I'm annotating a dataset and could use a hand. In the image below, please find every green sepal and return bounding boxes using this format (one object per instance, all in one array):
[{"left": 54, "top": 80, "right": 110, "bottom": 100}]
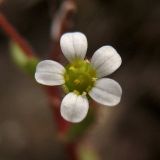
[{"left": 9, "top": 41, "right": 39, "bottom": 76}]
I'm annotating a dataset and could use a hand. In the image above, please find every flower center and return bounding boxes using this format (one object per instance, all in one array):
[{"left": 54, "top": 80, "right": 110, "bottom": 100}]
[{"left": 63, "top": 59, "right": 97, "bottom": 95}]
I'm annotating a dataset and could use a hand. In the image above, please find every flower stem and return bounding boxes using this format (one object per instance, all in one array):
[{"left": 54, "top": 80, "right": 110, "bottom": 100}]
[
  {"left": 48, "top": 1, "right": 79, "bottom": 159},
  {"left": 46, "top": 86, "right": 70, "bottom": 134},
  {"left": 1, "top": 2, "right": 82, "bottom": 160},
  {"left": 0, "top": 12, "right": 36, "bottom": 58},
  {"left": 47, "top": 0, "right": 77, "bottom": 134},
  {"left": 66, "top": 141, "right": 78, "bottom": 160}
]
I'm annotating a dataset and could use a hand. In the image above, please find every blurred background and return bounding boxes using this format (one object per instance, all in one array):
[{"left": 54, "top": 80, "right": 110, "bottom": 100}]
[{"left": 0, "top": 0, "right": 160, "bottom": 159}]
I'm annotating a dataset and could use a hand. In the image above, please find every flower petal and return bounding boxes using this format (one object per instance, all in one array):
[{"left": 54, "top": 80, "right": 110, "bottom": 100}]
[
  {"left": 91, "top": 46, "right": 122, "bottom": 78},
  {"left": 89, "top": 78, "right": 122, "bottom": 106},
  {"left": 35, "top": 60, "right": 65, "bottom": 86},
  {"left": 60, "top": 92, "right": 89, "bottom": 123},
  {"left": 60, "top": 32, "right": 88, "bottom": 62}
]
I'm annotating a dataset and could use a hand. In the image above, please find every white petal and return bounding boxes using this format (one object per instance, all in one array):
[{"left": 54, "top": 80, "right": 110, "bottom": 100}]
[
  {"left": 35, "top": 60, "right": 65, "bottom": 86},
  {"left": 89, "top": 78, "right": 122, "bottom": 106},
  {"left": 60, "top": 32, "right": 88, "bottom": 62},
  {"left": 91, "top": 46, "right": 122, "bottom": 78},
  {"left": 60, "top": 92, "right": 89, "bottom": 123}
]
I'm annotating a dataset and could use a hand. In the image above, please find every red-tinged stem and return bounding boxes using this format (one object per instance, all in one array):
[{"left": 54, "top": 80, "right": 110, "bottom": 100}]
[
  {"left": 48, "top": 0, "right": 78, "bottom": 159},
  {"left": 0, "top": 12, "right": 36, "bottom": 58},
  {"left": 46, "top": 0, "right": 77, "bottom": 133},
  {"left": 50, "top": 41, "right": 61, "bottom": 61},
  {"left": 0, "top": 4, "right": 79, "bottom": 159},
  {"left": 45, "top": 86, "right": 70, "bottom": 134},
  {"left": 66, "top": 141, "right": 78, "bottom": 160},
  {"left": 47, "top": 89, "right": 78, "bottom": 160}
]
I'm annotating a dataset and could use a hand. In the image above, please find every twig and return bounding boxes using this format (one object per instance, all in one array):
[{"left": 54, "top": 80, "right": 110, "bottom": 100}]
[{"left": 0, "top": 12, "right": 36, "bottom": 58}]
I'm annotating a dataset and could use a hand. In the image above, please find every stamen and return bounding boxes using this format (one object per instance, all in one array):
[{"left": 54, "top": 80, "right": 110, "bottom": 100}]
[
  {"left": 69, "top": 66, "right": 75, "bottom": 71},
  {"left": 85, "top": 59, "right": 90, "bottom": 63},
  {"left": 82, "top": 92, "right": 87, "bottom": 96},
  {"left": 73, "top": 90, "right": 80, "bottom": 95},
  {"left": 64, "top": 59, "right": 97, "bottom": 95},
  {"left": 74, "top": 79, "right": 80, "bottom": 85},
  {"left": 92, "top": 77, "right": 97, "bottom": 82},
  {"left": 62, "top": 85, "right": 69, "bottom": 93}
]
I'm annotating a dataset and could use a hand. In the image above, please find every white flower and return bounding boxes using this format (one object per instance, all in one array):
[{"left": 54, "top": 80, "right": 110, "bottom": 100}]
[{"left": 35, "top": 32, "right": 122, "bottom": 123}]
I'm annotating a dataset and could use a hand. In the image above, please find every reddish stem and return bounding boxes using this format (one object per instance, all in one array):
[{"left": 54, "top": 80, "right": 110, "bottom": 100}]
[
  {"left": 49, "top": 1, "right": 78, "bottom": 159},
  {"left": 46, "top": 0, "right": 77, "bottom": 134},
  {"left": 0, "top": 1, "right": 79, "bottom": 159},
  {"left": 0, "top": 12, "right": 36, "bottom": 58},
  {"left": 46, "top": 86, "right": 70, "bottom": 134},
  {"left": 66, "top": 142, "right": 78, "bottom": 160}
]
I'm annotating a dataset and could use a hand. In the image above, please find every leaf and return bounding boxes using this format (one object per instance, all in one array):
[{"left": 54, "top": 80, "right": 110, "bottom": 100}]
[
  {"left": 9, "top": 41, "right": 39, "bottom": 76},
  {"left": 78, "top": 144, "right": 100, "bottom": 160}
]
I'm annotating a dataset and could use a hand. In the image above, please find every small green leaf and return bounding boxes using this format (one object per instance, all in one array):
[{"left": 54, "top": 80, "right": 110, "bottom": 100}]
[
  {"left": 78, "top": 144, "right": 100, "bottom": 160},
  {"left": 9, "top": 41, "right": 39, "bottom": 76}
]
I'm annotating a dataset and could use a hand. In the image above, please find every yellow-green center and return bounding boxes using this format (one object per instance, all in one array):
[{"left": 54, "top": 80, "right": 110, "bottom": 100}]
[{"left": 63, "top": 59, "right": 97, "bottom": 95}]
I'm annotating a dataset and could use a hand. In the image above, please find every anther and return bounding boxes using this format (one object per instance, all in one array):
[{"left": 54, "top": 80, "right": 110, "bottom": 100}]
[
  {"left": 73, "top": 90, "right": 80, "bottom": 95},
  {"left": 85, "top": 59, "right": 90, "bottom": 63},
  {"left": 62, "top": 85, "right": 69, "bottom": 93},
  {"left": 74, "top": 79, "right": 80, "bottom": 85},
  {"left": 82, "top": 92, "right": 87, "bottom": 96},
  {"left": 92, "top": 77, "right": 97, "bottom": 82},
  {"left": 69, "top": 66, "right": 75, "bottom": 71}
]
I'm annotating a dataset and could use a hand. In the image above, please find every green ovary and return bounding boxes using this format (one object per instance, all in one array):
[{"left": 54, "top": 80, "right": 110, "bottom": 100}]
[{"left": 63, "top": 59, "right": 97, "bottom": 95}]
